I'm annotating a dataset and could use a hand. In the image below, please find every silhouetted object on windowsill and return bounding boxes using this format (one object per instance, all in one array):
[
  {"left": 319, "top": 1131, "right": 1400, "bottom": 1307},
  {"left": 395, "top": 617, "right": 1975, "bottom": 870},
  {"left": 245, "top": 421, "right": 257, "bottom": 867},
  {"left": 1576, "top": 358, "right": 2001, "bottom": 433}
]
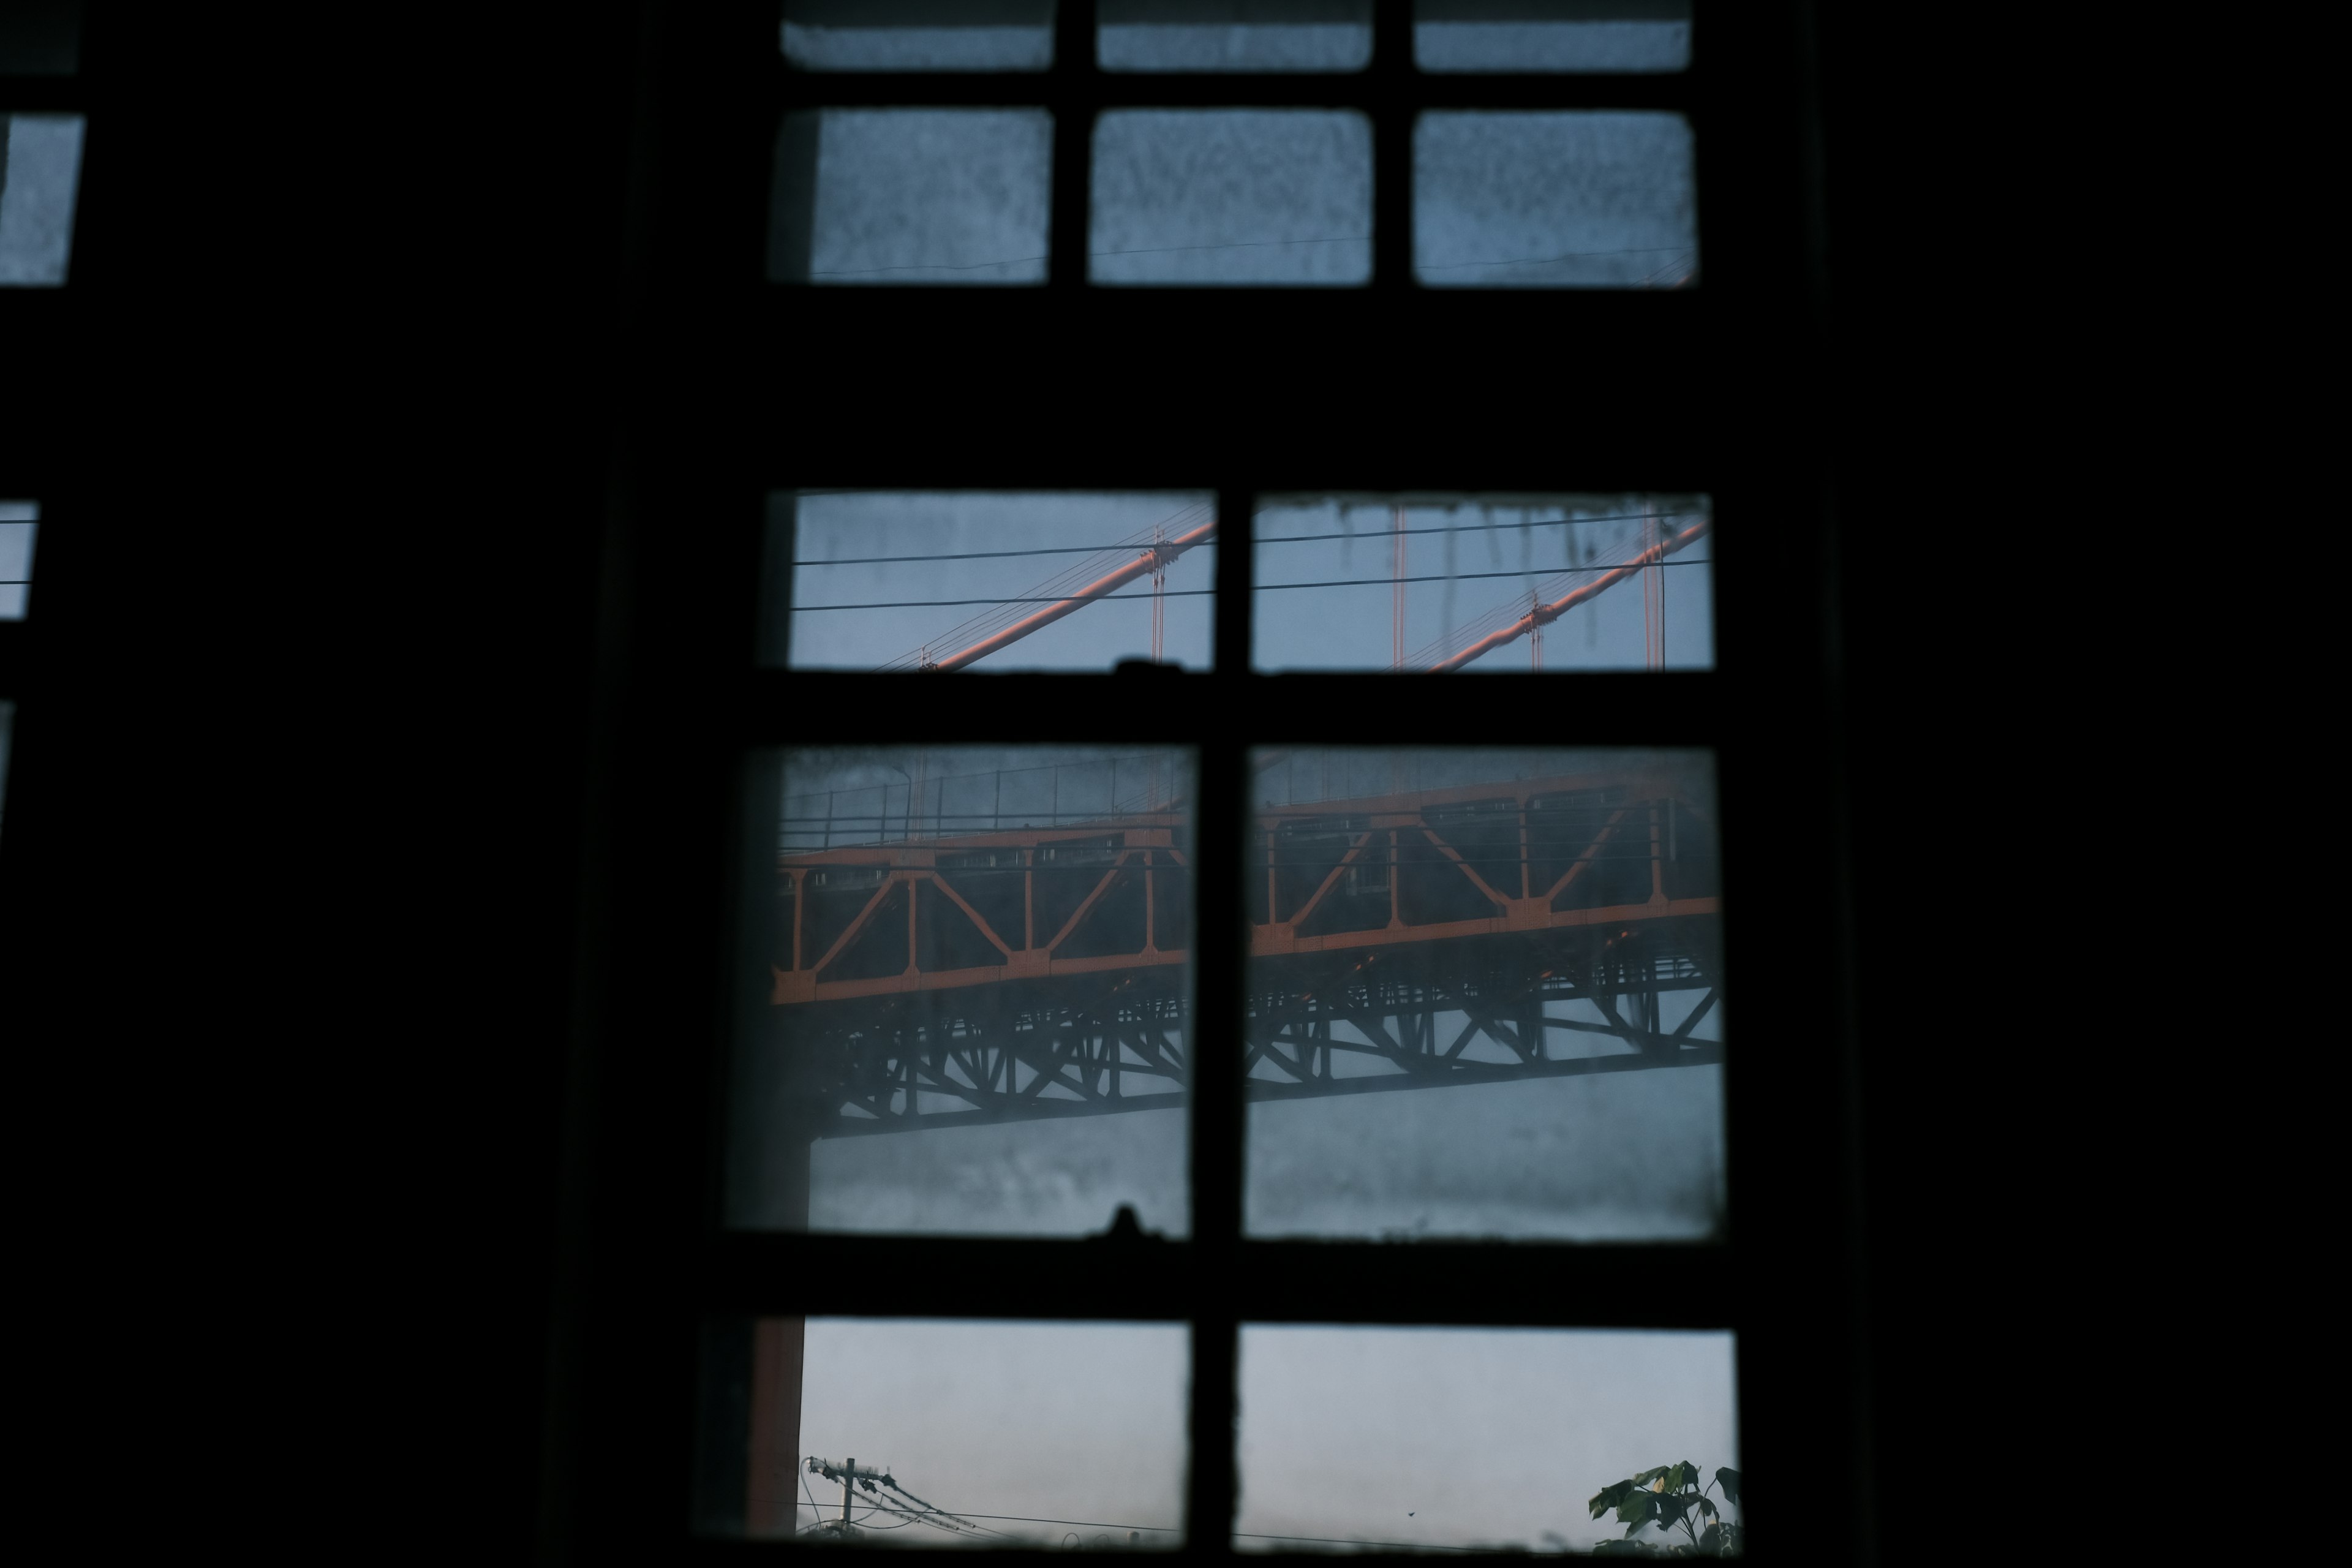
[{"left": 1095, "top": 1203, "right": 1163, "bottom": 1243}]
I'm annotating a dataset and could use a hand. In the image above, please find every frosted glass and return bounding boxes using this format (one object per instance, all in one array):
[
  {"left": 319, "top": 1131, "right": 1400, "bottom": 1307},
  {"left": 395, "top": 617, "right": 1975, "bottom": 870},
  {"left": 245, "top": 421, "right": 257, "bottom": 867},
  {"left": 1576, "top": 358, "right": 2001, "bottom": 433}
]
[
  {"left": 0, "top": 115, "right": 86, "bottom": 287},
  {"left": 1416, "top": 1, "right": 1691, "bottom": 72},
  {"left": 1091, "top": 110, "right": 1371, "bottom": 285},
  {"left": 1099, "top": 1, "right": 1371, "bottom": 71},
  {"left": 781, "top": 1, "right": 1055, "bottom": 70},
  {"left": 1415, "top": 111, "right": 1697, "bottom": 288},
  {"left": 771, "top": 109, "right": 1052, "bottom": 285}
]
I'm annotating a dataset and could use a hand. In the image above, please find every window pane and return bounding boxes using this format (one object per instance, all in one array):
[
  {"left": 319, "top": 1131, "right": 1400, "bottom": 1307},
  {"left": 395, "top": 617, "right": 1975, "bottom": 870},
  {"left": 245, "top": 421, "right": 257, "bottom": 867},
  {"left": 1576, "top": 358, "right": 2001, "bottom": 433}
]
[
  {"left": 0, "top": 500, "right": 36, "bottom": 620},
  {"left": 780, "top": 1, "right": 1057, "bottom": 71},
  {"left": 1243, "top": 747, "right": 1725, "bottom": 1242},
  {"left": 1415, "top": 1, "right": 1691, "bottom": 73},
  {"left": 767, "top": 492, "right": 1218, "bottom": 671},
  {"left": 706, "top": 1317, "right": 1189, "bottom": 1545},
  {"left": 1415, "top": 111, "right": 1696, "bottom": 288},
  {"left": 1, "top": 115, "right": 86, "bottom": 287},
  {"left": 1090, "top": 110, "right": 1371, "bottom": 286},
  {"left": 1251, "top": 494, "right": 1712, "bottom": 673},
  {"left": 0, "top": 1, "right": 81, "bottom": 74},
  {"left": 732, "top": 747, "right": 1196, "bottom": 1237},
  {"left": 0, "top": 700, "right": 15, "bottom": 845},
  {"left": 1099, "top": 1, "right": 1371, "bottom": 72},
  {"left": 1238, "top": 1327, "right": 1739, "bottom": 1553},
  {"left": 771, "top": 109, "right": 1053, "bottom": 285}
]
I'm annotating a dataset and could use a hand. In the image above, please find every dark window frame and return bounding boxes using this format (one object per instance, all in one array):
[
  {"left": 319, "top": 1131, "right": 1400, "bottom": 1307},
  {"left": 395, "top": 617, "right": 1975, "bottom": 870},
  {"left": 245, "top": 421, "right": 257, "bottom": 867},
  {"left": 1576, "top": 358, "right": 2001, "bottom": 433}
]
[
  {"left": 0, "top": 0, "right": 92, "bottom": 867},
  {"left": 549, "top": 3, "right": 1869, "bottom": 1562}
]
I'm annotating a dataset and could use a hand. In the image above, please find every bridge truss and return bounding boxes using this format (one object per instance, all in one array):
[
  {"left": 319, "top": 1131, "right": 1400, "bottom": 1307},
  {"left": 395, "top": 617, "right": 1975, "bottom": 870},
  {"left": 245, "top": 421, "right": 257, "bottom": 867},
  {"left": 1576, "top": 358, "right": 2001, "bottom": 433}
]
[{"left": 764, "top": 766, "right": 1724, "bottom": 1139}]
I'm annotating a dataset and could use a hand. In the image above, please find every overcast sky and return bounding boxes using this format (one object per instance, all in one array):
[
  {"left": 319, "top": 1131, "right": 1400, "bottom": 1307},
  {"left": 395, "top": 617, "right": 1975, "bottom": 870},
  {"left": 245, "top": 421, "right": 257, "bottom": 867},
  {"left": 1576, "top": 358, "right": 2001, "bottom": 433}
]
[{"left": 789, "top": 1319, "right": 1737, "bottom": 1554}]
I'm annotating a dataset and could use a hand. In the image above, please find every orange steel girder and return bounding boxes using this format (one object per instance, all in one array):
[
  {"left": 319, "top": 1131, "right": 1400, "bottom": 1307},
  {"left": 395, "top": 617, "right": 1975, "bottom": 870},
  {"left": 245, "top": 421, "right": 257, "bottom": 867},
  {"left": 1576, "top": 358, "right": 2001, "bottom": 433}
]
[{"left": 772, "top": 771, "right": 1715, "bottom": 1007}]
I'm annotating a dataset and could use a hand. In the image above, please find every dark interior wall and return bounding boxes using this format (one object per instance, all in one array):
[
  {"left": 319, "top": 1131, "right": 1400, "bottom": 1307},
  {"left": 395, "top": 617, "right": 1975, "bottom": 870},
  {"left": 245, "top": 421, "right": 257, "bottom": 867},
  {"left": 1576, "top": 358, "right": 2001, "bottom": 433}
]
[
  {"left": 2, "top": 0, "right": 641, "bottom": 1549},
  {"left": 0, "top": 4, "right": 2034, "bottom": 1561}
]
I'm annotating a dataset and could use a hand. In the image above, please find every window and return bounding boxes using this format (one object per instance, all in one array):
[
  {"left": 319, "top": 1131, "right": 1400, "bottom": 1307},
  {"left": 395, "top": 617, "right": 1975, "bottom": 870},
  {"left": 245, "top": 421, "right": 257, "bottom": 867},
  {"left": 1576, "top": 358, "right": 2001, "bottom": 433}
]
[
  {"left": 1, "top": 1, "right": 87, "bottom": 287},
  {"left": 0, "top": 500, "right": 32, "bottom": 840},
  {"left": 551, "top": 4, "right": 1868, "bottom": 1561},
  {"left": 768, "top": 0, "right": 1698, "bottom": 291}
]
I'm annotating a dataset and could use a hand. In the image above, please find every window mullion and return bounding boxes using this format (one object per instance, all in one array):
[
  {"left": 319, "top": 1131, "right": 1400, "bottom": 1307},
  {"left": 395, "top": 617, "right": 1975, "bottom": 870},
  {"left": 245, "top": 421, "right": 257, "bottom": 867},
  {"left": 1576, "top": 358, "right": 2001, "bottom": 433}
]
[
  {"left": 1373, "top": 0, "right": 1414, "bottom": 294},
  {"left": 1188, "top": 729, "right": 1245, "bottom": 1555},
  {"left": 1049, "top": 0, "right": 1096, "bottom": 291}
]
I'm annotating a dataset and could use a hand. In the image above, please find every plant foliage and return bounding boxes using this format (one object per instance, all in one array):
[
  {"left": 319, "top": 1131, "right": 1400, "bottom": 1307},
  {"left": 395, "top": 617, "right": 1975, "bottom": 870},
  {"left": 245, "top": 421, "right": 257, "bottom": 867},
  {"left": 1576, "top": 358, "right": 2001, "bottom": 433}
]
[{"left": 1585, "top": 1463, "right": 1743, "bottom": 1557}]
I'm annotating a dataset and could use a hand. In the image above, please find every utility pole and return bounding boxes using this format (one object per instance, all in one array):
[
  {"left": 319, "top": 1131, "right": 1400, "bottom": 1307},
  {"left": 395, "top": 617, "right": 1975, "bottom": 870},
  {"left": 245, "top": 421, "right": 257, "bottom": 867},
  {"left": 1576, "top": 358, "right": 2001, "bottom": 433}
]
[{"left": 807, "top": 1455, "right": 891, "bottom": 1534}]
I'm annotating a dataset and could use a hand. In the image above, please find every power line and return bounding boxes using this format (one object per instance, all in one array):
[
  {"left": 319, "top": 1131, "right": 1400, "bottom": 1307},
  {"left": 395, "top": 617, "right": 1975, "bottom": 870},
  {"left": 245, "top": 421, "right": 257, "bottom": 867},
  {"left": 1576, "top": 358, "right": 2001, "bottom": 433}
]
[
  {"left": 1261, "top": 508, "right": 1703, "bottom": 547},
  {"left": 786, "top": 508, "right": 1704, "bottom": 568},
  {"left": 797, "top": 589, "right": 1213, "bottom": 612},
  {"left": 1259, "top": 560, "right": 1709, "bottom": 592},
  {"left": 790, "top": 560, "right": 1708, "bottom": 613},
  {"left": 884, "top": 1509, "right": 1179, "bottom": 1534},
  {"left": 878, "top": 499, "right": 1215, "bottom": 670}
]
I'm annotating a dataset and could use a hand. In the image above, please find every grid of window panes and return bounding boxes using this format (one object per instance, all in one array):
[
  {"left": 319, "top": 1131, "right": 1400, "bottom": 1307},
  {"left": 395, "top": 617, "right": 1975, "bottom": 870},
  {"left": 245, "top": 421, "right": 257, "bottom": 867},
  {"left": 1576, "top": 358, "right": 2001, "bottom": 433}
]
[
  {"left": 769, "top": 1, "right": 1701, "bottom": 290},
  {"left": 704, "top": 2, "right": 1740, "bottom": 1556}
]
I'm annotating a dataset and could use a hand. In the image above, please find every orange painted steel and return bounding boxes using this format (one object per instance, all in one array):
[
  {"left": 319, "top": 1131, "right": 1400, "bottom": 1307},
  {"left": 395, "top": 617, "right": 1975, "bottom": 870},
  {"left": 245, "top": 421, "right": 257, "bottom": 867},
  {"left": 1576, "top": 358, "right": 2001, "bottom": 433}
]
[
  {"left": 772, "top": 769, "right": 1713, "bottom": 1009},
  {"left": 927, "top": 518, "right": 1218, "bottom": 672},
  {"left": 1427, "top": 516, "right": 1713, "bottom": 672}
]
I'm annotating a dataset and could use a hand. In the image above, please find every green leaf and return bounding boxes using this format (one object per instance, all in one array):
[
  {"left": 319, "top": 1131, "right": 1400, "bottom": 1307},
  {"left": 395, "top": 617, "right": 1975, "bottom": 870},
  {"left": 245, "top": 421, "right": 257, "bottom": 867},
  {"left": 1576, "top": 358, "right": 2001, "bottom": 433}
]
[
  {"left": 1697, "top": 1523, "right": 1722, "bottom": 1554},
  {"left": 1618, "top": 1492, "right": 1660, "bottom": 1529},
  {"left": 1591, "top": 1480, "right": 1637, "bottom": 1519},
  {"left": 1698, "top": 1497, "right": 1717, "bottom": 1520},
  {"left": 1713, "top": 1468, "right": 1741, "bottom": 1507},
  {"left": 1633, "top": 1466, "right": 1673, "bottom": 1487}
]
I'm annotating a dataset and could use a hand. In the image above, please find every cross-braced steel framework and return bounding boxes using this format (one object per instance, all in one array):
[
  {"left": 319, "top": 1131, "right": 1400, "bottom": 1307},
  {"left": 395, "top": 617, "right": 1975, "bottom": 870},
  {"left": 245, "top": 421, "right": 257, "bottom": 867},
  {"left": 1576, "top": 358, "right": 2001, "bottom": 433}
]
[{"left": 767, "top": 763, "right": 1722, "bottom": 1139}]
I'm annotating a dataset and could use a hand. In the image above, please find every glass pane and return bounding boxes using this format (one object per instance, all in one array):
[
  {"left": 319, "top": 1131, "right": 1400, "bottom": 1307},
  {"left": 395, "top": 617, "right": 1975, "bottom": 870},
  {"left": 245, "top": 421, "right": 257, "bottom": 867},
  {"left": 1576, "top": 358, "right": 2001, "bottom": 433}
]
[
  {"left": 1090, "top": 110, "right": 1371, "bottom": 286},
  {"left": 1251, "top": 494, "right": 1712, "bottom": 672},
  {"left": 1238, "top": 1327, "right": 1740, "bottom": 1553},
  {"left": 1100, "top": 1, "right": 1371, "bottom": 72},
  {"left": 1415, "top": 1, "right": 1691, "bottom": 73},
  {"left": 1243, "top": 747, "right": 1725, "bottom": 1241},
  {"left": 0, "top": 1, "right": 81, "bottom": 74},
  {"left": 731, "top": 746, "right": 1196, "bottom": 1237},
  {"left": 781, "top": 1, "right": 1057, "bottom": 71},
  {"left": 767, "top": 492, "right": 1217, "bottom": 671},
  {"left": 771, "top": 108, "right": 1053, "bottom": 285},
  {"left": 1415, "top": 111, "right": 1696, "bottom": 288},
  {"left": 0, "top": 501, "right": 35, "bottom": 620},
  {"left": 705, "top": 1317, "right": 1189, "bottom": 1545},
  {"left": 0, "top": 700, "right": 14, "bottom": 845},
  {"left": 1, "top": 114, "right": 86, "bottom": 287}
]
